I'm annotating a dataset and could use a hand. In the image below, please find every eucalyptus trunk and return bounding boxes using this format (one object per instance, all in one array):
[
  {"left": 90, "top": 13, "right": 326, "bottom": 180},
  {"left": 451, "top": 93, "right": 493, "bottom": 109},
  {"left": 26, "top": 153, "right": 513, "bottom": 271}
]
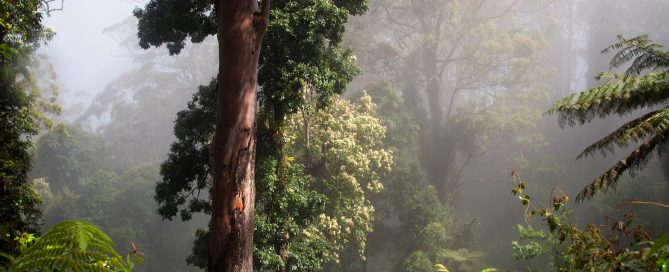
[{"left": 209, "top": 0, "right": 270, "bottom": 271}]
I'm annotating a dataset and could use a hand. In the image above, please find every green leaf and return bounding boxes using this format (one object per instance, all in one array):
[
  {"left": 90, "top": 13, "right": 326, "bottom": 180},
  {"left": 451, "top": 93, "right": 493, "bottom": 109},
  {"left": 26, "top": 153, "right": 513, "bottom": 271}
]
[{"left": 650, "top": 233, "right": 669, "bottom": 255}]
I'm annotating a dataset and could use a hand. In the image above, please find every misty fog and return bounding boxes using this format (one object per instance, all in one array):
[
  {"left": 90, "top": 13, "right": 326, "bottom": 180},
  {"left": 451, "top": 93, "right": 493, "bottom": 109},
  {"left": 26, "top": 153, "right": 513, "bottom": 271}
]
[{"left": 2, "top": 0, "right": 669, "bottom": 271}]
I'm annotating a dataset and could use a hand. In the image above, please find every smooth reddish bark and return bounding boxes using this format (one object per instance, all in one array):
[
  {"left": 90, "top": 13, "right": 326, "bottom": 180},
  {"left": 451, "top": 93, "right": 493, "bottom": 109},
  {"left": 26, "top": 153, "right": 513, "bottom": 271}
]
[{"left": 209, "top": 0, "right": 270, "bottom": 271}]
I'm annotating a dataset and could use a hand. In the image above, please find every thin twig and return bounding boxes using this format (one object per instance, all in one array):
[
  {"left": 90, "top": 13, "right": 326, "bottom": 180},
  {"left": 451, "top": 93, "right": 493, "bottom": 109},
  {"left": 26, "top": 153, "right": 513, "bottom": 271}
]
[{"left": 620, "top": 200, "right": 669, "bottom": 209}]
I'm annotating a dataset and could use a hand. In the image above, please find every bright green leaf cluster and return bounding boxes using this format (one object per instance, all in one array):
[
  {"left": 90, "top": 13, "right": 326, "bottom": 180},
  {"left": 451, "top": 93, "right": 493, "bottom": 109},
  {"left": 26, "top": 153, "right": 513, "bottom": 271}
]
[{"left": 3, "top": 220, "right": 142, "bottom": 272}]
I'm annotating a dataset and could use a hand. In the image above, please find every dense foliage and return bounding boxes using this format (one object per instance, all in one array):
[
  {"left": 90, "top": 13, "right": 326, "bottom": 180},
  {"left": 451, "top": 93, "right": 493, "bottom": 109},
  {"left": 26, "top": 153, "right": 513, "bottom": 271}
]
[
  {"left": 0, "top": 0, "right": 59, "bottom": 260},
  {"left": 159, "top": 83, "right": 391, "bottom": 270},
  {"left": 511, "top": 172, "right": 669, "bottom": 271},
  {"left": 135, "top": 0, "right": 372, "bottom": 270}
]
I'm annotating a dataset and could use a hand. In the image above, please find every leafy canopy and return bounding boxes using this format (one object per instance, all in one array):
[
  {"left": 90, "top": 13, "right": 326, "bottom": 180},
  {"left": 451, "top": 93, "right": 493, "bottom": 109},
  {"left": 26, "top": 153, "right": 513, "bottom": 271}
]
[
  {"left": 548, "top": 35, "right": 669, "bottom": 201},
  {"left": 136, "top": 0, "right": 370, "bottom": 269},
  {"left": 159, "top": 84, "right": 392, "bottom": 270},
  {"left": 134, "top": 0, "right": 364, "bottom": 117},
  {"left": 0, "top": 0, "right": 59, "bottom": 259},
  {"left": 139, "top": 0, "right": 367, "bottom": 221},
  {"left": 283, "top": 92, "right": 392, "bottom": 262}
]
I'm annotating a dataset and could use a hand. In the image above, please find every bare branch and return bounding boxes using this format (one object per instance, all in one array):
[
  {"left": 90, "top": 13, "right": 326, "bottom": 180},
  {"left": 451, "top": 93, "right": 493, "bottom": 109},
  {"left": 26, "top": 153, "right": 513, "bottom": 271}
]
[
  {"left": 484, "top": 0, "right": 522, "bottom": 21},
  {"left": 43, "top": 0, "right": 64, "bottom": 16}
]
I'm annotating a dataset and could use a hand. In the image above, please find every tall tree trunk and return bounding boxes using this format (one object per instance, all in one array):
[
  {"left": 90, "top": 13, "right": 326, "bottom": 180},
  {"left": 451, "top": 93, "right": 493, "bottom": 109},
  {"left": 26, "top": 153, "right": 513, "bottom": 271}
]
[
  {"left": 209, "top": 0, "right": 270, "bottom": 271},
  {"left": 421, "top": 29, "right": 456, "bottom": 202}
]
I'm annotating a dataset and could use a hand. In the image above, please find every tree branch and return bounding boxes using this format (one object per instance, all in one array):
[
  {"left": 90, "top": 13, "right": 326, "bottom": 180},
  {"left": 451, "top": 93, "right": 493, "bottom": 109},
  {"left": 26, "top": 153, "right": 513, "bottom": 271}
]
[
  {"left": 620, "top": 200, "right": 669, "bottom": 209},
  {"left": 43, "top": 0, "right": 64, "bottom": 16},
  {"left": 484, "top": 0, "right": 521, "bottom": 21}
]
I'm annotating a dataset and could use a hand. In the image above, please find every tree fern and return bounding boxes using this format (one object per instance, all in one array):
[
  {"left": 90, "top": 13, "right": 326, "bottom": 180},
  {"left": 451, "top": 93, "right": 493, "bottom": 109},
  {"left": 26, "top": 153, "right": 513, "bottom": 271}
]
[
  {"left": 5, "top": 220, "right": 140, "bottom": 272},
  {"left": 547, "top": 73, "right": 669, "bottom": 127},
  {"left": 548, "top": 35, "right": 669, "bottom": 202},
  {"left": 603, "top": 34, "right": 669, "bottom": 76}
]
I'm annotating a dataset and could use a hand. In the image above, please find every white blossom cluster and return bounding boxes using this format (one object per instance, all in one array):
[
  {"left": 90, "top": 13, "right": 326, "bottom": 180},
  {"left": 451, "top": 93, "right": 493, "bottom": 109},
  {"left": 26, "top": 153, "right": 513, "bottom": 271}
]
[{"left": 284, "top": 92, "right": 393, "bottom": 264}]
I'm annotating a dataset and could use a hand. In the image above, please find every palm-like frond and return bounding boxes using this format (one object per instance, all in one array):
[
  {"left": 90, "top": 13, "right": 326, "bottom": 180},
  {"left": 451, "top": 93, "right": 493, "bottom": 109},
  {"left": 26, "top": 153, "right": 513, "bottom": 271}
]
[
  {"left": 603, "top": 34, "right": 669, "bottom": 75},
  {"left": 576, "top": 108, "right": 669, "bottom": 159},
  {"left": 576, "top": 127, "right": 669, "bottom": 202},
  {"left": 547, "top": 72, "right": 669, "bottom": 127},
  {"left": 548, "top": 35, "right": 669, "bottom": 201},
  {"left": 9, "top": 220, "right": 135, "bottom": 272}
]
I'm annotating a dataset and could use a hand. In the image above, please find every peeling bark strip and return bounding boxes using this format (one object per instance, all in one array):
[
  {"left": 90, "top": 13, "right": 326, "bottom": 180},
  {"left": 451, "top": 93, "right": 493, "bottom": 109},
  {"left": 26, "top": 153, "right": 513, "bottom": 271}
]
[{"left": 209, "top": 0, "right": 270, "bottom": 271}]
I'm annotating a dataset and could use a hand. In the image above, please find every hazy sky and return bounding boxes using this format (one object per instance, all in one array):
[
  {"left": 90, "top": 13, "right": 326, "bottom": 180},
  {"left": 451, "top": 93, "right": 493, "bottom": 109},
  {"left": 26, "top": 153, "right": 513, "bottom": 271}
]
[{"left": 39, "top": 0, "right": 142, "bottom": 111}]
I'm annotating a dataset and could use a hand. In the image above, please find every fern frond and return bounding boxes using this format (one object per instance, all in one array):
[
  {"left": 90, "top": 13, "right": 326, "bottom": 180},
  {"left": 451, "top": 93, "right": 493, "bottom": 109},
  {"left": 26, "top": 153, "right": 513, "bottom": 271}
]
[
  {"left": 576, "top": 127, "right": 669, "bottom": 202},
  {"left": 602, "top": 35, "right": 669, "bottom": 76},
  {"left": 602, "top": 35, "right": 650, "bottom": 54},
  {"left": 547, "top": 72, "right": 669, "bottom": 127},
  {"left": 553, "top": 35, "right": 669, "bottom": 202},
  {"left": 9, "top": 220, "right": 131, "bottom": 272},
  {"left": 576, "top": 107, "right": 669, "bottom": 159},
  {"left": 626, "top": 49, "right": 669, "bottom": 76}
]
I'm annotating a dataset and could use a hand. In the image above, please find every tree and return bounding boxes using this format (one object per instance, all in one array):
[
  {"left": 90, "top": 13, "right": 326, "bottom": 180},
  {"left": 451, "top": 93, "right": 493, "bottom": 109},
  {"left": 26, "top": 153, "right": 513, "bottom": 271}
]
[
  {"left": 135, "top": 0, "right": 366, "bottom": 270},
  {"left": 207, "top": 2, "right": 272, "bottom": 267},
  {"left": 135, "top": 0, "right": 272, "bottom": 270},
  {"left": 279, "top": 92, "right": 392, "bottom": 268},
  {"left": 0, "top": 0, "right": 59, "bottom": 259},
  {"left": 148, "top": 1, "right": 270, "bottom": 270},
  {"left": 345, "top": 0, "right": 553, "bottom": 204},
  {"left": 548, "top": 35, "right": 669, "bottom": 201}
]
